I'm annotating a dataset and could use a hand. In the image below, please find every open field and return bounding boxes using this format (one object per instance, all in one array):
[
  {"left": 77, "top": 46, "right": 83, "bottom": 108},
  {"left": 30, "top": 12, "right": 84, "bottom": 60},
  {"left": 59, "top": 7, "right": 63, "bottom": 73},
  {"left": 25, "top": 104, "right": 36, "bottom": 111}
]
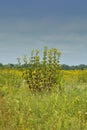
[{"left": 0, "top": 69, "right": 87, "bottom": 130}]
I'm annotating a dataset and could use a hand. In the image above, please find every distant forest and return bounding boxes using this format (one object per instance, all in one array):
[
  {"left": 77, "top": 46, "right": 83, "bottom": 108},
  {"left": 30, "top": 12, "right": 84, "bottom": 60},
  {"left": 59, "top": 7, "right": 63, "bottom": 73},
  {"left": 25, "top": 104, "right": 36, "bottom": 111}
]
[
  {"left": 0, "top": 63, "right": 87, "bottom": 70},
  {"left": 61, "top": 64, "right": 87, "bottom": 70}
]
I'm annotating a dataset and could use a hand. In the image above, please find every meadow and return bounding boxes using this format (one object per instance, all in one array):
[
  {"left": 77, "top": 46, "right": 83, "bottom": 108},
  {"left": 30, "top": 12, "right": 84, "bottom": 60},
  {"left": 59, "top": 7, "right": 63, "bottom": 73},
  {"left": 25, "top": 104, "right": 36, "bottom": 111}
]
[{"left": 0, "top": 68, "right": 87, "bottom": 130}]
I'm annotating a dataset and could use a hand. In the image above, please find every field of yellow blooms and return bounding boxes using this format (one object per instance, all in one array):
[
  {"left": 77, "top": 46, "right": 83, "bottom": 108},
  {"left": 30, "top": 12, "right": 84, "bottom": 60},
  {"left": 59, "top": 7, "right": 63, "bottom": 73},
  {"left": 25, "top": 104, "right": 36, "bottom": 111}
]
[{"left": 0, "top": 68, "right": 87, "bottom": 130}]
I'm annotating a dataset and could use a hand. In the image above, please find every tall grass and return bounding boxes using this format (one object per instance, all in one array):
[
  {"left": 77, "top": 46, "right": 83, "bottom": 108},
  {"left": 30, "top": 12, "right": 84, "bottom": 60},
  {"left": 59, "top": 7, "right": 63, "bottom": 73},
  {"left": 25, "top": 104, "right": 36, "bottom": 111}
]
[{"left": 0, "top": 73, "right": 87, "bottom": 130}]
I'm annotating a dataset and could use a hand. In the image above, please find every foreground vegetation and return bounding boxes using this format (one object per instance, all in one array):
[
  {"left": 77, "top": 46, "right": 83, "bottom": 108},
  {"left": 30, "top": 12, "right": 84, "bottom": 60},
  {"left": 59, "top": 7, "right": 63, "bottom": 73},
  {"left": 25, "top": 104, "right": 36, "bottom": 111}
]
[
  {"left": 0, "top": 68, "right": 87, "bottom": 130},
  {"left": 0, "top": 47, "right": 87, "bottom": 129}
]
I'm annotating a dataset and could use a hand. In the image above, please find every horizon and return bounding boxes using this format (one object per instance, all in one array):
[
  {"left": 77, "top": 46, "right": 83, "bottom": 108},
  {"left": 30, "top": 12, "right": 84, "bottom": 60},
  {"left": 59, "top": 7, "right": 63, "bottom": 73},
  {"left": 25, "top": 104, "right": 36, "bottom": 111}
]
[{"left": 0, "top": 0, "right": 87, "bottom": 66}]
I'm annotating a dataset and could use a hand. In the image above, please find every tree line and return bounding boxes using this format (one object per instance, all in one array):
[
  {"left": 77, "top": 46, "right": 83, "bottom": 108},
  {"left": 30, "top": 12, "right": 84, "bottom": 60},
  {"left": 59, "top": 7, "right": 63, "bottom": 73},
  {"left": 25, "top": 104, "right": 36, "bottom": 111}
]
[
  {"left": 0, "top": 62, "right": 87, "bottom": 70},
  {"left": 61, "top": 64, "right": 87, "bottom": 70}
]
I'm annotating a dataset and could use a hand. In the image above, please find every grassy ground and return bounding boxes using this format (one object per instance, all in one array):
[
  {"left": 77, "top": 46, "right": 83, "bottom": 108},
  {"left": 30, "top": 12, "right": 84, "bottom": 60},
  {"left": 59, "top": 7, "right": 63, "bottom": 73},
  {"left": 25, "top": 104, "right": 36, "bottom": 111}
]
[{"left": 0, "top": 70, "right": 87, "bottom": 130}]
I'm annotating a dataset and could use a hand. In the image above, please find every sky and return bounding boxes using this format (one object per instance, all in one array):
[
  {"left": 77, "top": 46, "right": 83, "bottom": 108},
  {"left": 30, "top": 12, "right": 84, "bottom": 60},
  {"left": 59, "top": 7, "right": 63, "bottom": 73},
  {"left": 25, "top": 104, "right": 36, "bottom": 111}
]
[{"left": 0, "top": 0, "right": 87, "bottom": 65}]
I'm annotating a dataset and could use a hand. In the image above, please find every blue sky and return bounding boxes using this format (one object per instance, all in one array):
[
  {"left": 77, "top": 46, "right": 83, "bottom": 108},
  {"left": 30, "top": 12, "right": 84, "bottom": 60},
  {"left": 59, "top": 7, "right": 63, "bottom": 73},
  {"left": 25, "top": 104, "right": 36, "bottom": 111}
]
[{"left": 0, "top": 0, "right": 87, "bottom": 65}]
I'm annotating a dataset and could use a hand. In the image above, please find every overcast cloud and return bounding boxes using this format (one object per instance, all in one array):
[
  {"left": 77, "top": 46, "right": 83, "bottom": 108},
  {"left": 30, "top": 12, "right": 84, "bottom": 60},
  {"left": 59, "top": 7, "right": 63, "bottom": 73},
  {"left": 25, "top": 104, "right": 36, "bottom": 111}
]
[{"left": 0, "top": 0, "right": 87, "bottom": 65}]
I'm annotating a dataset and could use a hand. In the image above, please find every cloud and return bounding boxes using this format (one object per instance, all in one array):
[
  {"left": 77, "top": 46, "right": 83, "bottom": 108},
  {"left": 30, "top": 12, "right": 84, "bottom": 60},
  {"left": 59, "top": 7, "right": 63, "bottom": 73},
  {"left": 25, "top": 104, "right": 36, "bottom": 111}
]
[
  {"left": 0, "top": 15, "right": 87, "bottom": 65},
  {"left": 0, "top": 15, "right": 87, "bottom": 36}
]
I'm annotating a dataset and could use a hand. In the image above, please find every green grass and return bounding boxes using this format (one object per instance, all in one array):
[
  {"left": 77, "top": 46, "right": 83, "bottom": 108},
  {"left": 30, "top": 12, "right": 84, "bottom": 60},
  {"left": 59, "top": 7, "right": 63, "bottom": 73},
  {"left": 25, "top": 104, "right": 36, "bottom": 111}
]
[
  {"left": 0, "top": 69, "right": 87, "bottom": 129},
  {"left": 0, "top": 82, "right": 87, "bottom": 130}
]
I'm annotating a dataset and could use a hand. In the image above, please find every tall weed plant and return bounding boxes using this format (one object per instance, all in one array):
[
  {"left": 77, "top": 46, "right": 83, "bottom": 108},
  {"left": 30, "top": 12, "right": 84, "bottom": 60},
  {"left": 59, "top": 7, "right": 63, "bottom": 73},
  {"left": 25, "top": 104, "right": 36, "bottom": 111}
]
[{"left": 22, "top": 47, "right": 62, "bottom": 91}]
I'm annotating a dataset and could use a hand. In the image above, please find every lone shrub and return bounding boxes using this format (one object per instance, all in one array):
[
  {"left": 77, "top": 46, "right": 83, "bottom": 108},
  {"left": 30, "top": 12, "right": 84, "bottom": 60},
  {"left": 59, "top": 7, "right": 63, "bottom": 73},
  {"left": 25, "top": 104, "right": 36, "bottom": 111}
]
[{"left": 22, "top": 47, "right": 61, "bottom": 91}]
